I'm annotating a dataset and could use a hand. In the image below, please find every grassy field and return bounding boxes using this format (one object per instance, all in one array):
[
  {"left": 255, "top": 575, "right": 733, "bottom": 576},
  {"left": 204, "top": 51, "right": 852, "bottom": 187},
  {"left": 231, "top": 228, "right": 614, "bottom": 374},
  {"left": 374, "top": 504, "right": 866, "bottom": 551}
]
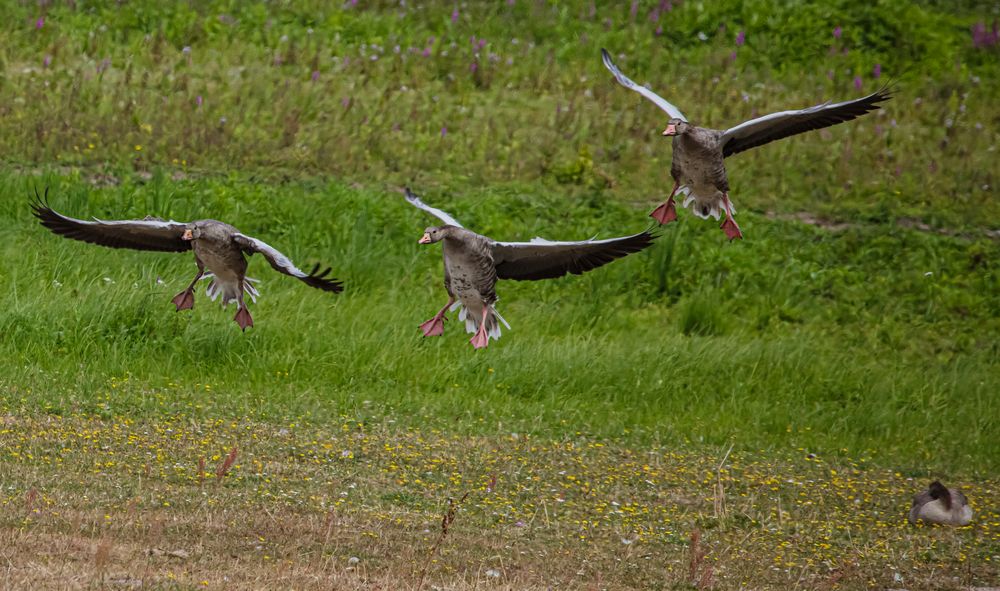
[{"left": 1, "top": 1, "right": 999, "bottom": 589}]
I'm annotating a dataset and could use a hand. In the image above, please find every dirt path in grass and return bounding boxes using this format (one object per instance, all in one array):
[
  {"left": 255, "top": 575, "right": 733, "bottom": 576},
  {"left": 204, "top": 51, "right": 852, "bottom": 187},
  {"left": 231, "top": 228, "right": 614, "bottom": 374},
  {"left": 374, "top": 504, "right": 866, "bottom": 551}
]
[{"left": 1, "top": 414, "right": 997, "bottom": 590}]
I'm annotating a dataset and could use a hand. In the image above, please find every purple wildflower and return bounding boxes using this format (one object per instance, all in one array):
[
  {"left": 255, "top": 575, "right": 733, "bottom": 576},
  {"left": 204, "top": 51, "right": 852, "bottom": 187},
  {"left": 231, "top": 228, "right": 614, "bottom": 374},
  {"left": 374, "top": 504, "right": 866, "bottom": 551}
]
[
  {"left": 196, "top": 95, "right": 203, "bottom": 107},
  {"left": 853, "top": 76, "right": 862, "bottom": 90},
  {"left": 441, "top": 126, "right": 447, "bottom": 137},
  {"left": 311, "top": 70, "right": 320, "bottom": 82},
  {"left": 341, "top": 97, "right": 351, "bottom": 108},
  {"left": 35, "top": 17, "right": 44, "bottom": 30},
  {"left": 736, "top": 30, "right": 745, "bottom": 46},
  {"left": 873, "top": 63, "right": 881, "bottom": 78},
  {"left": 97, "top": 58, "right": 111, "bottom": 73},
  {"left": 655, "top": 25, "right": 663, "bottom": 36},
  {"left": 971, "top": 20, "right": 999, "bottom": 48},
  {"left": 43, "top": 55, "right": 51, "bottom": 68},
  {"left": 451, "top": 8, "right": 459, "bottom": 23},
  {"left": 629, "top": 0, "right": 639, "bottom": 21},
  {"left": 182, "top": 46, "right": 191, "bottom": 55},
  {"left": 470, "top": 62, "right": 477, "bottom": 72},
  {"left": 421, "top": 47, "right": 432, "bottom": 57},
  {"left": 729, "top": 50, "right": 737, "bottom": 62},
  {"left": 833, "top": 26, "right": 842, "bottom": 39}
]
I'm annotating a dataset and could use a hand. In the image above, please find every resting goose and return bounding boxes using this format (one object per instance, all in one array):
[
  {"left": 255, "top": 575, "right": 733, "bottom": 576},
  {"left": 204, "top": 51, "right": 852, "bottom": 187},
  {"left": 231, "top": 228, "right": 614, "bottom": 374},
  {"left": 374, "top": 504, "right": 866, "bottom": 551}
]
[
  {"left": 908, "top": 481, "right": 973, "bottom": 526},
  {"left": 405, "top": 188, "right": 655, "bottom": 349},
  {"left": 601, "top": 48, "right": 892, "bottom": 240},
  {"left": 31, "top": 191, "right": 342, "bottom": 331}
]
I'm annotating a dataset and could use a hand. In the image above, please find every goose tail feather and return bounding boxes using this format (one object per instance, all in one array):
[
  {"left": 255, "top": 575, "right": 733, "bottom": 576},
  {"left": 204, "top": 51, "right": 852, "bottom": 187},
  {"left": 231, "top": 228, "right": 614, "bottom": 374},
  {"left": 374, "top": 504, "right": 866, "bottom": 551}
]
[{"left": 451, "top": 301, "right": 510, "bottom": 342}]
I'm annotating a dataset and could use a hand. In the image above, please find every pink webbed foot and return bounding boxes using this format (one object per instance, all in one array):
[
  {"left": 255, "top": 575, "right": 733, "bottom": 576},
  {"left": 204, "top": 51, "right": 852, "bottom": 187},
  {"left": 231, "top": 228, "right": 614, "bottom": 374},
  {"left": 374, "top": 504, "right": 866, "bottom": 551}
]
[
  {"left": 419, "top": 314, "right": 447, "bottom": 337},
  {"left": 720, "top": 218, "right": 743, "bottom": 241},
  {"left": 171, "top": 289, "right": 195, "bottom": 311},
  {"left": 469, "top": 321, "right": 492, "bottom": 349},
  {"left": 649, "top": 196, "right": 678, "bottom": 225},
  {"left": 469, "top": 330, "right": 489, "bottom": 350},
  {"left": 234, "top": 307, "right": 254, "bottom": 331}
]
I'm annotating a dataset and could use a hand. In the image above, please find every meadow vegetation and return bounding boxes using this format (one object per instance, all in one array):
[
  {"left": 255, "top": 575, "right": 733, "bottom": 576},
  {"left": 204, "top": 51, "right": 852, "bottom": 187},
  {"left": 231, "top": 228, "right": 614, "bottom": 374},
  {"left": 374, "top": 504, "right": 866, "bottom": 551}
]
[{"left": 0, "top": 0, "right": 998, "bottom": 588}]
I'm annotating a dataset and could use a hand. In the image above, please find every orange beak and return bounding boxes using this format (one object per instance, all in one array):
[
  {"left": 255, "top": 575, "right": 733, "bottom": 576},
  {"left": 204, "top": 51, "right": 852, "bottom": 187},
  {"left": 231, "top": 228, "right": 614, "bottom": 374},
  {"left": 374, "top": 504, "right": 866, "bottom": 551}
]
[
  {"left": 418, "top": 233, "right": 432, "bottom": 244},
  {"left": 182, "top": 229, "right": 194, "bottom": 240},
  {"left": 662, "top": 124, "right": 677, "bottom": 136}
]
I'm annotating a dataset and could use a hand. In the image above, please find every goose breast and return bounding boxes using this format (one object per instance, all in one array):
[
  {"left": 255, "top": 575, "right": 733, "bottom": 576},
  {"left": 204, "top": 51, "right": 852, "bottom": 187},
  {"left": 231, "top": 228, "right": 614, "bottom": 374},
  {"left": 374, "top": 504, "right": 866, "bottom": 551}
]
[{"left": 442, "top": 234, "right": 497, "bottom": 308}]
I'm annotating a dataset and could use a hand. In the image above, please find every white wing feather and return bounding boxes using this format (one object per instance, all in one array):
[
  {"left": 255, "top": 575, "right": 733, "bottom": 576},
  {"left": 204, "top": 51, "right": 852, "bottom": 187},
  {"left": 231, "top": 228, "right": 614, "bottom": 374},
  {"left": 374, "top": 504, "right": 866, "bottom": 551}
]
[
  {"left": 601, "top": 49, "right": 686, "bottom": 122},
  {"left": 404, "top": 188, "right": 464, "bottom": 228}
]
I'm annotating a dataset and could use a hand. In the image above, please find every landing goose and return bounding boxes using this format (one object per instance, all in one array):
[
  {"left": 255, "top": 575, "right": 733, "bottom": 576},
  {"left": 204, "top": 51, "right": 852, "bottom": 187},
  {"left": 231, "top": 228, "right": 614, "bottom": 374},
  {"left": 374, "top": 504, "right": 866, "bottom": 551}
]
[
  {"left": 601, "top": 48, "right": 892, "bottom": 240},
  {"left": 908, "top": 481, "right": 973, "bottom": 526},
  {"left": 405, "top": 188, "right": 655, "bottom": 349},
  {"left": 31, "top": 190, "right": 342, "bottom": 331}
]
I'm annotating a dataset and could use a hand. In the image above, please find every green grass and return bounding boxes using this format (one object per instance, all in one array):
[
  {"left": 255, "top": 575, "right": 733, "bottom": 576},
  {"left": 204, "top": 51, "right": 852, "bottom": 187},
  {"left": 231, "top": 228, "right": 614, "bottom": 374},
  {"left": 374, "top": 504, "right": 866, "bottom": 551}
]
[
  {"left": 0, "top": 0, "right": 996, "bottom": 228},
  {"left": 1, "top": 170, "right": 997, "bottom": 475},
  {"left": 0, "top": 1, "right": 999, "bottom": 587}
]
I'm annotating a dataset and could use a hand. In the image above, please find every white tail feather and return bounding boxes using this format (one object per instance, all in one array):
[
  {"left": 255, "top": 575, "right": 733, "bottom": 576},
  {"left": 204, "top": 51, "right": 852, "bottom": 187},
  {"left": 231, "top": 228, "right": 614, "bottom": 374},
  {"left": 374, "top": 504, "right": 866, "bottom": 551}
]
[
  {"left": 679, "top": 185, "right": 734, "bottom": 221},
  {"left": 200, "top": 274, "right": 261, "bottom": 306},
  {"left": 450, "top": 301, "right": 510, "bottom": 342}
]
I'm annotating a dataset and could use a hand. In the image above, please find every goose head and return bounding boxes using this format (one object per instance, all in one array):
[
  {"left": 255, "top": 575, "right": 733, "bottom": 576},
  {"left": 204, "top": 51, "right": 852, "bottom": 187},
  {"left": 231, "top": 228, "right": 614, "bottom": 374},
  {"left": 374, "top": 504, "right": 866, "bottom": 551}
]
[
  {"left": 181, "top": 224, "right": 201, "bottom": 241},
  {"left": 662, "top": 118, "right": 690, "bottom": 137},
  {"left": 418, "top": 226, "right": 453, "bottom": 244}
]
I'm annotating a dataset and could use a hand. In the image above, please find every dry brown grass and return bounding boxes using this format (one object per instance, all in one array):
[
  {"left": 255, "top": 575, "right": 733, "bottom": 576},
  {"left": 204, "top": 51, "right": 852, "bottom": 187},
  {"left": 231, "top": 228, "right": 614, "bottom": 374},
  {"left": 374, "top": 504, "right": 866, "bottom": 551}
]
[{"left": 1, "top": 414, "right": 997, "bottom": 590}]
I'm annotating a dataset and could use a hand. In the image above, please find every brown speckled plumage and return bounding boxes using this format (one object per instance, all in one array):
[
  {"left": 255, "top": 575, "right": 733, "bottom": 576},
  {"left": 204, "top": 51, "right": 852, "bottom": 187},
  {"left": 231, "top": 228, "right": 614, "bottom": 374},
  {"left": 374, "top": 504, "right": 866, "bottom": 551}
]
[
  {"left": 406, "top": 188, "right": 655, "bottom": 349},
  {"left": 31, "top": 191, "right": 342, "bottom": 331},
  {"left": 601, "top": 48, "right": 892, "bottom": 238}
]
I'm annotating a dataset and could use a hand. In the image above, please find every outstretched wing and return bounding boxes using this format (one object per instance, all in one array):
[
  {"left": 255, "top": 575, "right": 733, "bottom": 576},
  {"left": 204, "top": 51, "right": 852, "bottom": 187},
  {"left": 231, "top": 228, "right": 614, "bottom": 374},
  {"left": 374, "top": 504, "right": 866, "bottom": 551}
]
[
  {"left": 403, "top": 187, "right": 464, "bottom": 228},
  {"left": 31, "top": 190, "right": 190, "bottom": 252},
  {"left": 231, "top": 233, "right": 343, "bottom": 293},
  {"left": 601, "top": 48, "right": 687, "bottom": 122},
  {"left": 492, "top": 230, "right": 656, "bottom": 281},
  {"left": 720, "top": 86, "right": 892, "bottom": 157}
]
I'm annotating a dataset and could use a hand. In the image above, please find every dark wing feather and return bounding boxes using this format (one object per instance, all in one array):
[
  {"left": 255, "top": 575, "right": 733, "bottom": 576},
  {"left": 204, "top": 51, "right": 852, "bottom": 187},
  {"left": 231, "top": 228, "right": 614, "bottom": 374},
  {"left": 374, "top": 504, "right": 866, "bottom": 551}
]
[
  {"left": 720, "top": 86, "right": 892, "bottom": 158},
  {"left": 492, "top": 230, "right": 656, "bottom": 281},
  {"left": 31, "top": 191, "right": 190, "bottom": 252},
  {"left": 232, "top": 233, "right": 343, "bottom": 293},
  {"left": 928, "top": 481, "right": 952, "bottom": 509}
]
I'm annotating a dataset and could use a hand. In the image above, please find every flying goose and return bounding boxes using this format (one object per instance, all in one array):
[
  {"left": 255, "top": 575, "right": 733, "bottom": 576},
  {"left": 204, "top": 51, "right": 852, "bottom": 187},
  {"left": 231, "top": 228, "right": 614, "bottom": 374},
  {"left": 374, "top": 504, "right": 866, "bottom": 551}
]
[
  {"left": 31, "top": 191, "right": 342, "bottom": 331},
  {"left": 601, "top": 48, "right": 892, "bottom": 240},
  {"left": 908, "top": 481, "right": 973, "bottom": 526},
  {"left": 405, "top": 188, "right": 655, "bottom": 349}
]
